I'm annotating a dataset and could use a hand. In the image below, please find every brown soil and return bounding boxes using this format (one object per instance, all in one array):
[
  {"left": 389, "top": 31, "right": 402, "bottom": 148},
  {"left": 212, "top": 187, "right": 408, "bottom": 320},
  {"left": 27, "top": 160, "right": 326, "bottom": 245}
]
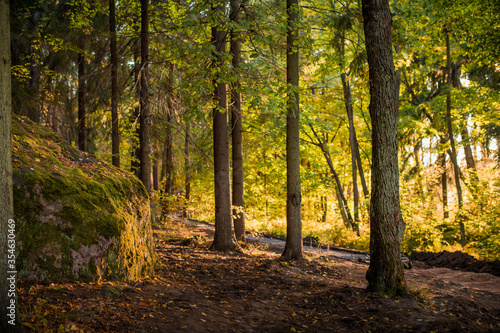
[
  {"left": 19, "top": 218, "right": 500, "bottom": 332},
  {"left": 409, "top": 251, "right": 500, "bottom": 277}
]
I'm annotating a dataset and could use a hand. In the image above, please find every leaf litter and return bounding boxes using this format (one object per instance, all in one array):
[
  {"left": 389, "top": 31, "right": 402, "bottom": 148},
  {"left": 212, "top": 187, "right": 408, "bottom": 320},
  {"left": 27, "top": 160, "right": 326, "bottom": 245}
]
[{"left": 19, "top": 218, "right": 500, "bottom": 332}]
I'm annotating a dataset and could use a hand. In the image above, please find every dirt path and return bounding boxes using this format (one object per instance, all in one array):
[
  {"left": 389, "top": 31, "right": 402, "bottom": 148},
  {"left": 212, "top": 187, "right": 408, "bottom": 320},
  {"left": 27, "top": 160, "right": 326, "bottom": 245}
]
[{"left": 19, "top": 218, "right": 500, "bottom": 332}]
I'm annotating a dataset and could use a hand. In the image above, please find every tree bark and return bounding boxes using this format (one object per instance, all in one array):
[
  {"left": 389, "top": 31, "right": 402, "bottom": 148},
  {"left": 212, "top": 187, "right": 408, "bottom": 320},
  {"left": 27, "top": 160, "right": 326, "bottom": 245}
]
[
  {"left": 342, "top": 72, "right": 361, "bottom": 229},
  {"left": 452, "top": 64, "right": 479, "bottom": 192},
  {"left": 139, "top": 0, "right": 151, "bottom": 192},
  {"left": 77, "top": 49, "right": 87, "bottom": 152},
  {"left": 184, "top": 119, "right": 191, "bottom": 217},
  {"left": 131, "top": 34, "right": 141, "bottom": 178},
  {"left": 437, "top": 136, "right": 449, "bottom": 219},
  {"left": 1, "top": 1, "right": 24, "bottom": 330},
  {"left": 230, "top": 0, "right": 245, "bottom": 242},
  {"left": 282, "top": 0, "right": 303, "bottom": 260},
  {"left": 445, "top": 33, "right": 466, "bottom": 246},
  {"left": 210, "top": 2, "right": 238, "bottom": 252},
  {"left": 362, "top": 0, "right": 408, "bottom": 295},
  {"left": 109, "top": 0, "right": 120, "bottom": 167},
  {"left": 164, "top": 64, "right": 175, "bottom": 195}
]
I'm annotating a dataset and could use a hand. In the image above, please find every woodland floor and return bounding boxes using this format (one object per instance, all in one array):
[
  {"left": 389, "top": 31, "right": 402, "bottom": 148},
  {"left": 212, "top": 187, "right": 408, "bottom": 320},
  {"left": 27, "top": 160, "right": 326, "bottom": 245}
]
[{"left": 19, "top": 218, "right": 500, "bottom": 332}]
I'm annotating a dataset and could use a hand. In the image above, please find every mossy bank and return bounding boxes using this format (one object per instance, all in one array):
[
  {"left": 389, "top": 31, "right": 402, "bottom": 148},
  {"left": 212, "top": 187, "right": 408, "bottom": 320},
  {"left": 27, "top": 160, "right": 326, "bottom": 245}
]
[{"left": 12, "top": 116, "right": 155, "bottom": 281}]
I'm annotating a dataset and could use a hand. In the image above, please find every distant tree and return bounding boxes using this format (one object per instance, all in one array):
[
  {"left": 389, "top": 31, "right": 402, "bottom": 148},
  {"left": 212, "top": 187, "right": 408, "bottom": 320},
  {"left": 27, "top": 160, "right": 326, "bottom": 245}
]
[
  {"left": 77, "top": 46, "right": 87, "bottom": 152},
  {"left": 282, "top": 0, "right": 303, "bottom": 260},
  {"left": 109, "top": 0, "right": 120, "bottom": 167},
  {"left": 1, "top": 1, "right": 24, "bottom": 331},
  {"left": 362, "top": 0, "right": 408, "bottom": 295},
  {"left": 139, "top": 0, "right": 151, "bottom": 191}
]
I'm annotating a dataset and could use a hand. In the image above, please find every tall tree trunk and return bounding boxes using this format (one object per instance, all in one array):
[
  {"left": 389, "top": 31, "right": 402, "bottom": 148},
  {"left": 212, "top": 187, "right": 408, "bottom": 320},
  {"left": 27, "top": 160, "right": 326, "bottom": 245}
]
[
  {"left": 152, "top": 154, "right": 159, "bottom": 191},
  {"left": 321, "top": 195, "right": 327, "bottom": 223},
  {"left": 452, "top": 64, "right": 479, "bottom": 192},
  {"left": 139, "top": 0, "right": 151, "bottom": 192},
  {"left": 342, "top": 72, "right": 360, "bottom": 228},
  {"left": 28, "top": 11, "right": 41, "bottom": 123},
  {"left": 308, "top": 123, "right": 354, "bottom": 229},
  {"left": 230, "top": 0, "right": 245, "bottom": 242},
  {"left": 184, "top": 119, "right": 191, "bottom": 217},
  {"left": 210, "top": 2, "right": 238, "bottom": 252},
  {"left": 355, "top": 140, "right": 369, "bottom": 198},
  {"left": 164, "top": 64, "right": 175, "bottom": 195},
  {"left": 1, "top": 1, "right": 24, "bottom": 330},
  {"left": 437, "top": 136, "right": 449, "bottom": 219},
  {"left": 362, "top": 0, "right": 408, "bottom": 295},
  {"left": 77, "top": 49, "right": 87, "bottom": 152},
  {"left": 445, "top": 33, "right": 466, "bottom": 246},
  {"left": 164, "top": 108, "right": 174, "bottom": 195},
  {"left": 109, "top": 0, "right": 120, "bottom": 167},
  {"left": 131, "top": 35, "right": 141, "bottom": 178},
  {"left": 282, "top": 0, "right": 303, "bottom": 260}
]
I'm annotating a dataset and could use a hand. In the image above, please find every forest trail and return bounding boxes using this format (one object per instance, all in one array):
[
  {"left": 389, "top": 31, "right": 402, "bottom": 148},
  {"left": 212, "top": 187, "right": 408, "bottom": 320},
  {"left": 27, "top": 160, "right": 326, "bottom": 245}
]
[
  {"left": 172, "top": 215, "right": 371, "bottom": 262},
  {"left": 19, "top": 218, "right": 500, "bottom": 332}
]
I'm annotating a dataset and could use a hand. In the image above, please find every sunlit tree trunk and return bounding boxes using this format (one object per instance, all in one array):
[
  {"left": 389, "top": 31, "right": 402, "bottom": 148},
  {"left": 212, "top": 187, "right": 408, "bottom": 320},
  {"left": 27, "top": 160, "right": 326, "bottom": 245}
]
[
  {"left": 139, "top": 0, "right": 151, "bottom": 192},
  {"left": 438, "top": 136, "right": 449, "bottom": 219},
  {"left": 109, "top": 0, "right": 120, "bottom": 167},
  {"left": 342, "top": 72, "right": 360, "bottom": 229},
  {"left": 1, "top": 1, "right": 24, "bottom": 330},
  {"left": 282, "top": 0, "right": 303, "bottom": 260},
  {"left": 230, "top": 0, "right": 245, "bottom": 241},
  {"left": 210, "top": 1, "right": 238, "bottom": 252},
  {"left": 445, "top": 33, "right": 466, "bottom": 246},
  {"left": 452, "top": 64, "right": 479, "bottom": 192},
  {"left": 362, "top": 0, "right": 408, "bottom": 295}
]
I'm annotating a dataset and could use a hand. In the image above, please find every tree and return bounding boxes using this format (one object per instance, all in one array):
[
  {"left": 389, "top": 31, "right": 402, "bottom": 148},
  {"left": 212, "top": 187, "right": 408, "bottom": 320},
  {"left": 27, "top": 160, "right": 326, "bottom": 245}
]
[
  {"left": 139, "top": 0, "right": 151, "bottom": 192},
  {"left": 230, "top": 0, "right": 245, "bottom": 241},
  {"left": 1, "top": 1, "right": 24, "bottom": 331},
  {"left": 109, "top": 0, "right": 120, "bottom": 167},
  {"left": 210, "top": 1, "right": 238, "bottom": 252},
  {"left": 445, "top": 32, "right": 465, "bottom": 246},
  {"left": 77, "top": 47, "right": 87, "bottom": 152},
  {"left": 282, "top": 0, "right": 303, "bottom": 260},
  {"left": 362, "top": 0, "right": 407, "bottom": 295}
]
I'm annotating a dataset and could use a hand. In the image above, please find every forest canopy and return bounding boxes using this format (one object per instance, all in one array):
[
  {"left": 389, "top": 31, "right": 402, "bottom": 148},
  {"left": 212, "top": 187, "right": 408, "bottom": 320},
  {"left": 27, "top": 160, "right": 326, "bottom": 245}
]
[{"left": 8, "top": 0, "right": 500, "bottom": 261}]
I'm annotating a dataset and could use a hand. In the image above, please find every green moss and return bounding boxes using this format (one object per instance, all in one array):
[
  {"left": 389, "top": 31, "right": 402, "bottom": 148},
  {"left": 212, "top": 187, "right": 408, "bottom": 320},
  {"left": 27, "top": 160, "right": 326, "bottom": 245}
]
[{"left": 12, "top": 115, "right": 155, "bottom": 282}]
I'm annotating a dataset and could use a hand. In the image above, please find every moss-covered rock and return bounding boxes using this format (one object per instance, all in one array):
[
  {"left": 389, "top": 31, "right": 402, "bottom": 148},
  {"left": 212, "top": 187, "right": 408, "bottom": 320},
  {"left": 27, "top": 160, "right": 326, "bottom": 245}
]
[{"left": 12, "top": 115, "right": 155, "bottom": 282}]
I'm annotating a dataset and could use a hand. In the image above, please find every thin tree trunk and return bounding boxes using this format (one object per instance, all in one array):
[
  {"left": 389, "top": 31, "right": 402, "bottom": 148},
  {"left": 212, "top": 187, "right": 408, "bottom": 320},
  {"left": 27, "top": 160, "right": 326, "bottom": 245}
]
[
  {"left": 139, "top": 0, "right": 151, "bottom": 192},
  {"left": 164, "top": 109, "right": 174, "bottom": 195},
  {"left": 1, "top": 1, "right": 24, "bottom": 329},
  {"left": 210, "top": 2, "right": 238, "bottom": 252},
  {"left": 342, "top": 72, "right": 360, "bottom": 229},
  {"left": 131, "top": 35, "right": 141, "bottom": 178},
  {"left": 164, "top": 64, "right": 175, "bottom": 195},
  {"left": 184, "top": 119, "right": 191, "bottom": 217},
  {"left": 308, "top": 123, "right": 354, "bottom": 229},
  {"left": 28, "top": 11, "right": 41, "bottom": 123},
  {"left": 355, "top": 140, "right": 369, "bottom": 198},
  {"left": 282, "top": 0, "right": 303, "bottom": 260},
  {"left": 452, "top": 64, "right": 479, "bottom": 192},
  {"left": 109, "top": 0, "right": 120, "bottom": 167},
  {"left": 230, "top": 0, "right": 245, "bottom": 242},
  {"left": 321, "top": 195, "right": 327, "bottom": 223},
  {"left": 152, "top": 154, "right": 159, "bottom": 191},
  {"left": 445, "top": 33, "right": 466, "bottom": 246},
  {"left": 362, "top": 0, "right": 408, "bottom": 295},
  {"left": 77, "top": 49, "right": 87, "bottom": 152},
  {"left": 437, "top": 136, "right": 449, "bottom": 219}
]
